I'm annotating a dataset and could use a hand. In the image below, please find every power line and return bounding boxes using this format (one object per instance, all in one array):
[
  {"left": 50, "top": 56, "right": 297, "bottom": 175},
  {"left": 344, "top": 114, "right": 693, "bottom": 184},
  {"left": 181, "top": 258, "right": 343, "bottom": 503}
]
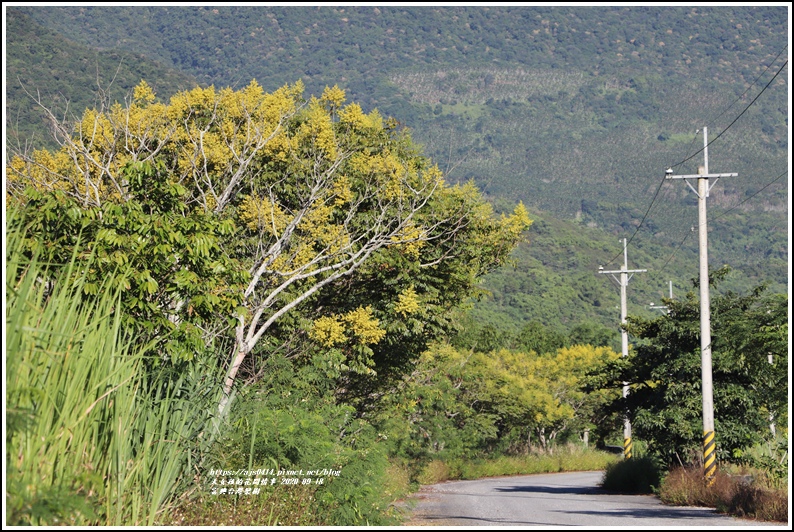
[
  {"left": 657, "top": 169, "right": 788, "bottom": 275},
  {"left": 655, "top": 46, "right": 787, "bottom": 260},
  {"left": 669, "top": 45, "right": 788, "bottom": 180},
  {"left": 603, "top": 58, "right": 788, "bottom": 267},
  {"left": 711, "top": 170, "right": 788, "bottom": 223},
  {"left": 706, "top": 45, "right": 788, "bottom": 128},
  {"left": 671, "top": 59, "right": 788, "bottom": 169},
  {"left": 604, "top": 171, "right": 669, "bottom": 266},
  {"left": 659, "top": 226, "right": 694, "bottom": 273}
]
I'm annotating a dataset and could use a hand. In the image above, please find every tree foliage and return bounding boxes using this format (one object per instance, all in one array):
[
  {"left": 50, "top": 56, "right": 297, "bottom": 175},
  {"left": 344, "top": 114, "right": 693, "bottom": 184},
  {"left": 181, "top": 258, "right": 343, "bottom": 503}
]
[
  {"left": 590, "top": 268, "right": 789, "bottom": 465},
  {"left": 7, "top": 80, "right": 531, "bottom": 417},
  {"left": 377, "top": 341, "right": 620, "bottom": 464},
  {"left": 12, "top": 162, "right": 246, "bottom": 364}
]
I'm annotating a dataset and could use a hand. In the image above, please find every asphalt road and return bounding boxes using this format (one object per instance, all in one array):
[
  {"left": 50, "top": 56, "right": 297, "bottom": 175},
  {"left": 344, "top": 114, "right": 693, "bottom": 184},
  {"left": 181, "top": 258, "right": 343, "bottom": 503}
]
[{"left": 404, "top": 471, "right": 779, "bottom": 527}]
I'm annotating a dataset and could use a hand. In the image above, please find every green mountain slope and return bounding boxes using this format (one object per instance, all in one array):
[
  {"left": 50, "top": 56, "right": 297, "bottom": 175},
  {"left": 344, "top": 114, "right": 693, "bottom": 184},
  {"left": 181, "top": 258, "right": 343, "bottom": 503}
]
[
  {"left": 5, "top": 11, "right": 198, "bottom": 150},
  {"left": 14, "top": 6, "right": 787, "bottom": 96},
  {"left": 6, "top": 5, "right": 788, "bottom": 332},
  {"left": 468, "top": 206, "right": 786, "bottom": 336}
]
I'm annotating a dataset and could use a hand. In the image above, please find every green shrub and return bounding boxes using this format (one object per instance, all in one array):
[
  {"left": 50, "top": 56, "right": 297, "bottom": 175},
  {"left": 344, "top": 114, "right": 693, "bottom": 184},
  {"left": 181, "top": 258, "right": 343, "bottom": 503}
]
[
  {"left": 193, "top": 355, "right": 403, "bottom": 526},
  {"left": 600, "top": 456, "right": 662, "bottom": 494}
]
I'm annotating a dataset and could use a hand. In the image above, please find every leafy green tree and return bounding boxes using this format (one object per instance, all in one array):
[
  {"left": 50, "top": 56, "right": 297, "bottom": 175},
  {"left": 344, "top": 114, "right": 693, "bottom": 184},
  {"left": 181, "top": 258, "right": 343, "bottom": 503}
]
[
  {"left": 379, "top": 341, "right": 620, "bottom": 460},
  {"left": 531, "top": 345, "right": 622, "bottom": 447},
  {"left": 450, "top": 317, "right": 515, "bottom": 353},
  {"left": 375, "top": 343, "right": 501, "bottom": 466},
  {"left": 592, "top": 268, "right": 789, "bottom": 465},
  {"left": 514, "top": 320, "right": 567, "bottom": 354},
  {"left": 569, "top": 320, "right": 618, "bottom": 349},
  {"left": 12, "top": 161, "right": 246, "bottom": 364}
]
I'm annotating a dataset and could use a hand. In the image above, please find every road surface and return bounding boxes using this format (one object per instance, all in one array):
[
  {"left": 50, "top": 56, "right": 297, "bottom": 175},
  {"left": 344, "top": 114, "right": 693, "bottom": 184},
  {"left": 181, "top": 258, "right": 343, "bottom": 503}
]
[{"left": 404, "top": 471, "right": 779, "bottom": 526}]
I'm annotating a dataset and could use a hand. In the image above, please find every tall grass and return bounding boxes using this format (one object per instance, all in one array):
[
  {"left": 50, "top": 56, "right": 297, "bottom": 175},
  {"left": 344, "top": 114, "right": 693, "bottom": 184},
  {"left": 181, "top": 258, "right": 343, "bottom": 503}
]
[
  {"left": 5, "top": 214, "right": 221, "bottom": 525},
  {"left": 417, "top": 445, "right": 620, "bottom": 484}
]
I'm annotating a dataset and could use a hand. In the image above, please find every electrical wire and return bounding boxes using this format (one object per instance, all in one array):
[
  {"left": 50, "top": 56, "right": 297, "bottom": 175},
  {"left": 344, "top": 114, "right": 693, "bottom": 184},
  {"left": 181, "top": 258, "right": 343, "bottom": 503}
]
[
  {"left": 656, "top": 169, "right": 788, "bottom": 275},
  {"left": 601, "top": 56, "right": 788, "bottom": 268},
  {"left": 711, "top": 170, "right": 788, "bottom": 223},
  {"left": 650, "top": 45, "right": 784, "bottom": 266},
  {"left": 706, "top": 45, "right": 788, "bottom": 128},
  {"left": 668, "top": 45, "right": 788, "bottom": 180},
  {"left": 670, "top": 59, "right": 788, "bottom": 169},
  {"left": 657, "top": 47, "right": 789, "bottom": 259},
  {"left": 659, "top": 227, "right": 693, "bottom": 273}
]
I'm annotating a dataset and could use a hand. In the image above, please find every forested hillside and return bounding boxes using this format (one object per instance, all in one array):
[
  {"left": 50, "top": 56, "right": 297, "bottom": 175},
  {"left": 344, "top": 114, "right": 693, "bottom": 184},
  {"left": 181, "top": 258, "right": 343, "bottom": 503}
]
[
  {"left": 6, "top": 6, "right": 788, "bottom": 330},
  {"left": 5, "top": 6, "right": 788, "bottom": 526},
  {"left": 5, "top": 11, "right": 198, "bottom": 149}
]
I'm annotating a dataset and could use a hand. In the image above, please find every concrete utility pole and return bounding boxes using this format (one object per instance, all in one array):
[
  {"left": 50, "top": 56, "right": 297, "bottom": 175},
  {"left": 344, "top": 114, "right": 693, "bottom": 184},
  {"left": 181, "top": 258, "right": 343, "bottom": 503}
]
[
  {"left": 665, "top": 127, "right": 737, "bottom": 486},
  {"left": 598, "top": 238, "right": 646, "bottom": 459},
  {"left": 768, "top": 353, "right": 776, "bottom": 438}
]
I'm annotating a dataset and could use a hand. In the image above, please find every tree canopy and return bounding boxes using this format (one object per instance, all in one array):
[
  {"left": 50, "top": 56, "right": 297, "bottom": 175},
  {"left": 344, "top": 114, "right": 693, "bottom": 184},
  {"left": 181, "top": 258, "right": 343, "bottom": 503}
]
[
  {"left": 587, "top": 268, "right": 788, "bottom": 465},
  {"left": 7, "top": 80, "right": 532, "bottom": 416}
]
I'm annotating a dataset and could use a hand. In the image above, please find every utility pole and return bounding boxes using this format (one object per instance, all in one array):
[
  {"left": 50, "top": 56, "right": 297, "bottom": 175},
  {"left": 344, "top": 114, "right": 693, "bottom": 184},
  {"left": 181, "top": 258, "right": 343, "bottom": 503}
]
[
  {"left": 599, "top": 238, "right": 646, "bottom": 459},
  {"left": 768, "top": 353, "right": 776, "bottom": 438},
  {"left": 665, "top": 127, "right": 737, "bottom": 486}
]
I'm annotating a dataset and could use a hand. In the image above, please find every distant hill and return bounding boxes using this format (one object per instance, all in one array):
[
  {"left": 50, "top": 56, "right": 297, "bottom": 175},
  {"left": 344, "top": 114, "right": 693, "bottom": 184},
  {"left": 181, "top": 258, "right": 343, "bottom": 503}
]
[
  {"left": 5, "top": 5, "right": 788, "bottom": 333},
  {"left": 5, "top": 11, "right": 197, "bottom": 150}
]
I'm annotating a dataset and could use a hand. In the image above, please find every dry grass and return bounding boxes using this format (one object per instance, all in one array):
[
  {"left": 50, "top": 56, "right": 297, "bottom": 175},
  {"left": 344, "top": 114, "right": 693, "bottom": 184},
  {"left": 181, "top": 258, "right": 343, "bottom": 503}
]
[
  {"left": 659, "top": 466, "right": 788, "bottom": 523},
  {"left": 728, "top": 482, "right": 789, "bottom": 522}
]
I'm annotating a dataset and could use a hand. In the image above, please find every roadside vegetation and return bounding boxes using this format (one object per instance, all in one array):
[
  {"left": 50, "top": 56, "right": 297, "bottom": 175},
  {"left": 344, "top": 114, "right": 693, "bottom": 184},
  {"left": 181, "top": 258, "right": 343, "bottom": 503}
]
[
  {"left": 601, "top": 438, "right": 788, "bottom": 523},
  {"left": 659, "top": 461, "right": 788, "bottom": 523},
  {"left": 5, "top": 10, "right": 788, "bottom": 520},
  {"left": 6, "top": 210, "right": 223, "bottom": 525},
  {"left": 415, "top": 445, "right": 619, "bottom": 485},
  {"left": 596, "top": 281, "right": 788, "bottom": 524}
]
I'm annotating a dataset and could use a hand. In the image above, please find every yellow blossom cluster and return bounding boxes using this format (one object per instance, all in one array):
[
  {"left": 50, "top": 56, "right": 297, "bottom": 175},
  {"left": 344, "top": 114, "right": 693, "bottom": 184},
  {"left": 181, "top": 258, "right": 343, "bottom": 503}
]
[
  {"left": 338, "top": 103, "right": 382, "bottom": 130},
  {"left": 238, "top": 195, "right": 289, "bottom": 234},
  {"left": 310, "top": 305, "right": 386, "bottom": 347},
  {"left": 331, "top": 175, "right": 354, "bottom": 206},
  {"left": 7, "top": 79, "right": 305, "bottom": 209},
  {"left": 310, "top": 315, "right": 347, "bottom": 347},
  {"left": 320, "top": 85, "right": 346, "bottom": 112},
  {"left": 390, "top": 222, "right": 427, "bottom": 258},
  {"left": 295, "top": 100, "right": 338, "bottom": 159},
  {"left": 394, "top": 286, "right": 421, "bottom": 317}
]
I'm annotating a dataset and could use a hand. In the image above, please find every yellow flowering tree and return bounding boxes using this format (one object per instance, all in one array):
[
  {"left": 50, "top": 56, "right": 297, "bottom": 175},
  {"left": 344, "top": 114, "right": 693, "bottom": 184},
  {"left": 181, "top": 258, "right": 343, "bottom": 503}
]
[{"left": 7, "top": 80, "right": 531, "bottom": 418}]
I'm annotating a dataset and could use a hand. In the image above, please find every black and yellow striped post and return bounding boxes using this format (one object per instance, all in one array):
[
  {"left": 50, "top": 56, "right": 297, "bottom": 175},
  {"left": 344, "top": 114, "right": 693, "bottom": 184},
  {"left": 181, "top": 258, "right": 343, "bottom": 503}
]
[
  {"left": 623, "top": 437, "right": 633, "bottom": 459},
  {"left": 668, "top": 130, "right": 733, "bottom": 491},
  {"left": 703, "top": 430, "right": 716, "bottom": 486}
]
